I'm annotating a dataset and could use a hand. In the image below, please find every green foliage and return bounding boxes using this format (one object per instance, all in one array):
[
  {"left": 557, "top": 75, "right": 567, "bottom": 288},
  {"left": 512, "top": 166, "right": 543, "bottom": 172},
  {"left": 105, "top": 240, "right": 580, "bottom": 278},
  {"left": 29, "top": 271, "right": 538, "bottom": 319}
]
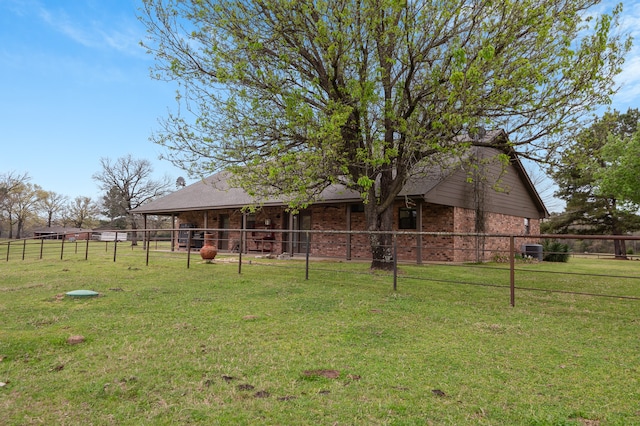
[
  {"left": 547, "top": 109, "right": 640, "bottom": 257},
  {"left": 101, "top": 186, "right": 129, "bottom": 220},
  {"left": 542, "top": 239, "right": 570, "bottom": 262},
  {"left": 596, "top": 129, "right": 640, "bottom": 206},
  {"left": 140, "top": 0, "right": 629, "bottom": 212}
]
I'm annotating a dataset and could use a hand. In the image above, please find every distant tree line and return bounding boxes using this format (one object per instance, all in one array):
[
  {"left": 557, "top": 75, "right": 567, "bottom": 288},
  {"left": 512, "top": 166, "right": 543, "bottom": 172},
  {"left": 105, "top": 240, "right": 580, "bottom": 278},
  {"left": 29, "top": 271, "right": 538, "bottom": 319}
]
[{"left": 0, "top": 156, "right": 175, "bottom": 240}]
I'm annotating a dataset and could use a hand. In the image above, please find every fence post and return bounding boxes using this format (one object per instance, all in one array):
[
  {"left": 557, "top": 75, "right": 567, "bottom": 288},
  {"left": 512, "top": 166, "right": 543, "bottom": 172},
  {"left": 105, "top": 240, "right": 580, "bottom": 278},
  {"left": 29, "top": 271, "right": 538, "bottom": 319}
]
[
  {"left": 60, "top": 238, "right": 65, "bottom": 260},
  {"left": 186, "top": 231, "right": 192, "bottom": 269},
  {"left": 393, "top": 234, "right": 398, "bottom": 291},
  {"left": 510, "top": 235, "right": 515, "bottom": 307},
  {"left": 6, "top": 241, "right": 10, "bottom": 261},
  {"left": 238, "top": 229, "right": 244, "bottom": 275},
  {"left": 305, "top": 231, "right": 310, "bottom": 280},
  {"left": 113, "top": 240, "right": 118, "bottom": 263},
  {"left": 38, "top": 239, "right": 43, "bottom": 260},
  {"left": 85, "top": 236, "right": 90, "bottom": 260},
  {"left": 23, "top": 239, "right": 28, "bottom": 260},
  {"left": 145, "top": 230, "right": 151, "bottom": 266}
]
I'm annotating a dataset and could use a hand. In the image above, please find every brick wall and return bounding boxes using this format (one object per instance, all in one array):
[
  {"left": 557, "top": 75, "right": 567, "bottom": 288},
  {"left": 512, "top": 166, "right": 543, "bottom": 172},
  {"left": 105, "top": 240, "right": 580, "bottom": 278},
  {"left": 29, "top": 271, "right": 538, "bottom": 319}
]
[
  {"left": 307, "top": 205, "right": 349, "bottom": 257},
  {"left": 175, "top": 201, "right": 541, "bottom": 262},
  {"left": 451, "top": 208, "right": 542, "bottom": 262}
]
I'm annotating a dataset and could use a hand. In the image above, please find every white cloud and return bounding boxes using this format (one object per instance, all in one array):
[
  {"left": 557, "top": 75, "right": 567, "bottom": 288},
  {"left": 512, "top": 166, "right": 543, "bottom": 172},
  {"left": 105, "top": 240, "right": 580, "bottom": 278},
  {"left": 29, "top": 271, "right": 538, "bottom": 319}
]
[
  {"left": 35, "top": 3, "right": 145, "bottom": 57},
  {"left": 38, "top": 7, "right": 94, "bottom": 46}
]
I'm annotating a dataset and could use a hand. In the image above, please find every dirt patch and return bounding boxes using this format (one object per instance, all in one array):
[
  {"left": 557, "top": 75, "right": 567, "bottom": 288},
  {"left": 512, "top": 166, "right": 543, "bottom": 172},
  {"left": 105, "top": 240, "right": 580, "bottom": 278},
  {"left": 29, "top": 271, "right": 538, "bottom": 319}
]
[
  {"left": 431, "top": 389, "right": 446, "bottom": 397},
  {"left": 237, "top": 384, "right": 255, "bottom": 391},
  {"left": 67, "top": 335, "right": 85, "bottom": 345},
  {"left": 278, "top": 395, "right": 297, "bottom": 401}
]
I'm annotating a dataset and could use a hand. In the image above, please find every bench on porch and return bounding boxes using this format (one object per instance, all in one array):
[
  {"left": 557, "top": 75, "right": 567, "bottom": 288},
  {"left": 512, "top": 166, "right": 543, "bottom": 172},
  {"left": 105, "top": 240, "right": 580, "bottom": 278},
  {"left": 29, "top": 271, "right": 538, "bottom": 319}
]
[{"left": 253, "top": 234, "right": 275, "bottom": 253}]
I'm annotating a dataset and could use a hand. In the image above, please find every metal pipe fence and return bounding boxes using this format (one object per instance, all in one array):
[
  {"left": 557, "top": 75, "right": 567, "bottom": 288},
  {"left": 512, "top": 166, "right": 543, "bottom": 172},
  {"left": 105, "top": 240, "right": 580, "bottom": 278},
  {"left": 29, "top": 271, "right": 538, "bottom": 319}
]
[{"left": 3, "top": 229, "right": 640, "bottom": 306}]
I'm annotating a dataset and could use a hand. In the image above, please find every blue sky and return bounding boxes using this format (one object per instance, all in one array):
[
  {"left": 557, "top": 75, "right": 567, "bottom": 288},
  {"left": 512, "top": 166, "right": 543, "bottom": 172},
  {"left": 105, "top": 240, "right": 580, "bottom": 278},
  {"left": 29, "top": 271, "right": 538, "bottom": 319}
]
[
  {"left": 1, "top": 0, "right": 639, "bottom": 213},
  {"left": 0, "top": 0, "right": 183, "bottom": 200}
]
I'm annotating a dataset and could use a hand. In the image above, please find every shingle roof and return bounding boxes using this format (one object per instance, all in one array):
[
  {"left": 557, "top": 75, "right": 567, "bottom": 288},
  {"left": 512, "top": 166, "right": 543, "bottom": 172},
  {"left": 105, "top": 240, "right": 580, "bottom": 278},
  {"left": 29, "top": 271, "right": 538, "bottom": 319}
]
[{"left": 130, "top": 171, "right": 364, "bottom": 214}]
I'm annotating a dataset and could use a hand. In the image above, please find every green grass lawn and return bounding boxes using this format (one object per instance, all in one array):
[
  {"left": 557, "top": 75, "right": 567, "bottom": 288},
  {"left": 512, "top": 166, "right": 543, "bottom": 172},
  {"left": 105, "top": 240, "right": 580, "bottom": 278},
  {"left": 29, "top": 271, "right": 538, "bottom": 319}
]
[{"left": 1, "top": 247, "right": 639, "bottom": 425}]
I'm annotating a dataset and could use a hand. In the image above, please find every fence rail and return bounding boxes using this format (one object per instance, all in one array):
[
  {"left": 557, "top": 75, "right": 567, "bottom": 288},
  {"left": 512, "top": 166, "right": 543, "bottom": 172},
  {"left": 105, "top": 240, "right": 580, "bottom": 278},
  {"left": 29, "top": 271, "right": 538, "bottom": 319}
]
[{"left": 3, "top": 229, "right": 640, "bottom": 306}]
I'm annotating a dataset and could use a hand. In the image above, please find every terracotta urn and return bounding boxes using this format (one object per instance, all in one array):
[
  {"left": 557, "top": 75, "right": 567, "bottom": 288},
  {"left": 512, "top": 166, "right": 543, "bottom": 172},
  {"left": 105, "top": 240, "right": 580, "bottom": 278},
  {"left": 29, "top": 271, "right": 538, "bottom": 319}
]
[{"left": 200, "top": 233, "right": 218, "bottom": 262}]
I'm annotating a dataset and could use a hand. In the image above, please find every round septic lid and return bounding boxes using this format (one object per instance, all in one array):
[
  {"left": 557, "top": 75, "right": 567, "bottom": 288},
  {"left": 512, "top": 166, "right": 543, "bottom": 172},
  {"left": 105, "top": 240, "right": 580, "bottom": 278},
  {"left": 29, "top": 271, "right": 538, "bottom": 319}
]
[{"left": 66, "top": 290, "right": 99, "bottom": 297}]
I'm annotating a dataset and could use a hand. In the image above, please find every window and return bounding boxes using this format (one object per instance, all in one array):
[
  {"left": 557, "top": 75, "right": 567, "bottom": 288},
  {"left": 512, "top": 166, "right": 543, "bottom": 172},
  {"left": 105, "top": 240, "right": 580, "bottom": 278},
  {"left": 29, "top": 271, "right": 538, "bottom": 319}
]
[
  {"left": 245, "top": 213, "right": 256, "bottom": 229},
  {"left": 350, "top": 203, "right": 365, "bottom": 213},
  {"left": 399, "top": 208, "right": 417, "bottom": 229}
]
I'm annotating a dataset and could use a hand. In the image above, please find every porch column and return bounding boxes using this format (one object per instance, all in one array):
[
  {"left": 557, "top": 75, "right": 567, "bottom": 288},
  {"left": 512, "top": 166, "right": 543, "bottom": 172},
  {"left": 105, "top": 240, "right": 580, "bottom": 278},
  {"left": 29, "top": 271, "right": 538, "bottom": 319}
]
[
  {"left": 242, "top": 212, "right": 247, "bottom": 253},
  {"left": 288, "top": 213, "right": 294, "bottom": 256},
  {"left": 171, "top": 213, "right": 176, "bottom": 252},
  {"left": 142, "top": 214, "right": 148, "bottom": 250}
]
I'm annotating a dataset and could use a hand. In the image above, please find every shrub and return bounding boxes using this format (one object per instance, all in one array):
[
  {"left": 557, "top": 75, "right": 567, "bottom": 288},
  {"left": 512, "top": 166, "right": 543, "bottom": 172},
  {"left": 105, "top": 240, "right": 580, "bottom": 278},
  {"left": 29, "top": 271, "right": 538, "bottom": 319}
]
[{"left": 542, "top": 239, "right": 570, "bottom": 262}]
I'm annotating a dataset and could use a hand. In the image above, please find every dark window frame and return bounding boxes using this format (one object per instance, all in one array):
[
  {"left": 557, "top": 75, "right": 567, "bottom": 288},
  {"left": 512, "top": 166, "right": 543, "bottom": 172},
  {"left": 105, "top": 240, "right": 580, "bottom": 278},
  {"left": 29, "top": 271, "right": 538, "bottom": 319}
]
[
  {"left": 399, "top": 207, "right": 417, "bottom": 230},
  {"left": 350, "top": 203, "right": 365, "bottom": 213},
  {"left": 246, "top": 213, "right": 256, "bottom": 229}
]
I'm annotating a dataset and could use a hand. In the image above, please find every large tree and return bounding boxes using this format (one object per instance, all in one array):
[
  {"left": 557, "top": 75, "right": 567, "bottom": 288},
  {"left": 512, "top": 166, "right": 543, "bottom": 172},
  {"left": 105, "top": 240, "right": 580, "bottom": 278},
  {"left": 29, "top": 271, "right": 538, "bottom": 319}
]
[
  {"left": 546, "top": 109, "right": 640, "bottom": 257},
  {"left": 11, "top": 183, "right": 45, "bottom": 239},
  {"left": 596, "top": 126, "right": 640, "bottom": 206},
  {"left": 0, "top": 171, "right": 31, "bottom": 239},
  {"left": 92, "top": 155, "right": 173, "bottom": 244},
  {"left": 101, "top": 185, "right": 131, "bottom": 229},
  {"left": 39, "top": 190, "right": 69, "bottom": 228},
  {"left": 141, "top": 0, "right": 629, "bottom": 269},
  {"left": 63, "top": 196, "right": 100, "bottom": 229}
]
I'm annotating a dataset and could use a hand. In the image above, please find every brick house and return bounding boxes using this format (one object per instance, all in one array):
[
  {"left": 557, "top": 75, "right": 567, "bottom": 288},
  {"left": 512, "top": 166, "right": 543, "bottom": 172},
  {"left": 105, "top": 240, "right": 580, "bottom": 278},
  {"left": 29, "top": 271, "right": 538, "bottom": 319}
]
[{"left": 132, "top": 133, "right": 547, "bottom": 262}]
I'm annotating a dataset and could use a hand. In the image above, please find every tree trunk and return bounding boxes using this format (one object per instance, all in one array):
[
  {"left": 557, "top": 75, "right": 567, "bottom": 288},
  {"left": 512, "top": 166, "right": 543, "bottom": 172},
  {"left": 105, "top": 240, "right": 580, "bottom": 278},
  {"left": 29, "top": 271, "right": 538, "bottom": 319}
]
[
  {"left": 7, "top": 212, "right": 13, "bottom": 239},
  {"left": 16, "top": 218, "right": 23, "bottom": 239},
  {"left": 610, "top": 206, "right": 628, "bottom": 259},
  {"left": 129, "top": 214, "right": 139, "bottom": 246},
  {"left": 365, "top": 197, "right": 395, "bottom": 271},
  {"left": 613, "top": 239, "right": 627, "bottom": 259}
]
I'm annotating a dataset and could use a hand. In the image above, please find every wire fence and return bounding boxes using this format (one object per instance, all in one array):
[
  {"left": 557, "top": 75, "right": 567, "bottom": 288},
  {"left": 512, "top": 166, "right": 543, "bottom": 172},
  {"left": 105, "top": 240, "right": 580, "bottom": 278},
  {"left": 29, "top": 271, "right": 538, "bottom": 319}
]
[{"left": 3, "top": 229, "right": 640, "bottom": 306}]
